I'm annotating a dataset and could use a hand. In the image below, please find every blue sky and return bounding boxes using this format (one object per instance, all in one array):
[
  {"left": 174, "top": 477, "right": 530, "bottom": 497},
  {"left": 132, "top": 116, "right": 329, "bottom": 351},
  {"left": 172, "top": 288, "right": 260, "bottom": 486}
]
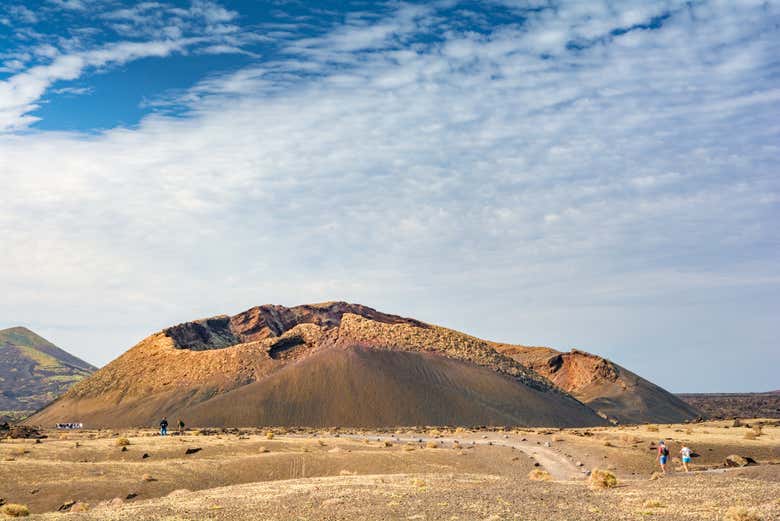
[{"left": 0, "top": 0, "right": 778, "bottom": 393}]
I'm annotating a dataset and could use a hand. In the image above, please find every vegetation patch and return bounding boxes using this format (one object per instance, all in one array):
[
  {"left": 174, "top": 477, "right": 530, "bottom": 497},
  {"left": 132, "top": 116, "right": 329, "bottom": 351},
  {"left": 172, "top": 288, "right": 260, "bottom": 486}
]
[
  {"left": 527, "top": 469, "right": 552, "bottom": 481},
  {"left": 724, "top": 507, "right": 762, "bottom": 521},
  {"left": 1, "top": 504, "right": 29, "bottom": 517},
  {"left": 589, "top": 469, "right": 618, "bottom": 489}
]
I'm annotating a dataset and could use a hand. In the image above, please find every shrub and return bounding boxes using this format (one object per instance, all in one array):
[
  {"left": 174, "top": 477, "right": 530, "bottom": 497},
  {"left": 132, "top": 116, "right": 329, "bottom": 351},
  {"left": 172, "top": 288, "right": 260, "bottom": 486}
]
[
  {"left": 116, "top": 437, "right": 130, "bottom": 447},
  {"left": 384, "top": 440, "right": 393, "bottom": 447},
  {"left": 259, "top": 446, "right": 270, "bottom": 453},
  {"left": 752, "top": 425, "right": 763, "bottom": 436},
  {"left": 643, "top": 500, "right": 664, "bottom": 508},
  {"left": 603, "top": 441, "right": 613, "bottom": 447},
  {"left": 589, "top": 469, "right": 618, "bottom": 489},
  {"left": 317, "top": 439, "right": 326, "bottom": 447},
  {"left": 425, "top": 441, "right": 438, "bottom": 449},
  {"left": 649, "top": 471, "right": 663, "bottom": 480},
  {"left": 646, "top": 426, "right": 659, "bottom": 433},
  {"left": 70, "top": 502, "right": 89, "bottom": 513},
  {"left": 744, "top": 430, "right": 757, "bottom": 440},
  {"left": 527, "top": 469, "right": 552, "bottom": 481},
  {"left": 620, "top": 434, "right": 641, "bottom": 444},
  {"left": 265, "top": 431, "right": 274, "bottom": 440},
  {"left": 724, "top": 506, "right": 762, "bottom": 521},
  {"left": 403, "top": 444, "right": 416, "bottom": 451},
  {"left": 2, "top": 504, "right": 29, "bottom": 517}
]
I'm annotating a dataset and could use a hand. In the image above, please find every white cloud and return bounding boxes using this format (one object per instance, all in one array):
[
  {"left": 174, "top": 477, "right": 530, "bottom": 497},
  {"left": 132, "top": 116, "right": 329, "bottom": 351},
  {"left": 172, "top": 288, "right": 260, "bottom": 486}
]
[{"left": 0, "top": 1, "right": 778, "bottom": 392}]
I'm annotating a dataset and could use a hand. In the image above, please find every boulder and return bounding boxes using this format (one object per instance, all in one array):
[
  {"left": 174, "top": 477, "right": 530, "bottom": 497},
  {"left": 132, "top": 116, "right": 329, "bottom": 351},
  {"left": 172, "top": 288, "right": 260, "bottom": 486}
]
[{"left": 723, "top": 455, "right": 757, "bottom": 467}]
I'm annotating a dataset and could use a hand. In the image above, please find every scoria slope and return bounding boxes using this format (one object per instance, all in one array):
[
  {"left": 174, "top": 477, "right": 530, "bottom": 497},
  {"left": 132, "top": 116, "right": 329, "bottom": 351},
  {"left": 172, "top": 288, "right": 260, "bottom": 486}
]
[
  {"left": 0, "top": 327, "right": 96, "bottom": 422},
  {"left": 27, "top": 302, "right": 606, "bottom": 428},
  {"left": 493, "top": 344, "right": 701, "bottom": 424}
]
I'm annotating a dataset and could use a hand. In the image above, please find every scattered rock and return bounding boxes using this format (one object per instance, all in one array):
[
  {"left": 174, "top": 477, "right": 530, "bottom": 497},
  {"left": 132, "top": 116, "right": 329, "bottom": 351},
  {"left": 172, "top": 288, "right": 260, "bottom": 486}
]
[
  {"left": 5, "top": 426, "right": 44, "bottom": 439},
  {"left": 106, "top": 497, "right": 124, "bottom": 509},
  {"left": 184, "top": 447, "right": 202, "bottom": 455},
  {"left": 125, "top": 493, "right": 138, "bottom": 500},
  {"left": 141, "top": 474, "right": 156, "bottom": 482},
  {"left": 141, "top": 453, "right": 149, "bottom": 459},
  {"left": 121, "top": 446, "right": 128, "bottom": 452},
  {"left": 576, "top": 461, "right": 584, "bottom": 467},
  {"left": 57, "top": 500, "right": 76, "bottom": 512},
  {"left": 724, "top": 455, "right": 757, "bottom": 467},
  {"left": 28, "top": 489, "right": 39, "bottom": 495}
]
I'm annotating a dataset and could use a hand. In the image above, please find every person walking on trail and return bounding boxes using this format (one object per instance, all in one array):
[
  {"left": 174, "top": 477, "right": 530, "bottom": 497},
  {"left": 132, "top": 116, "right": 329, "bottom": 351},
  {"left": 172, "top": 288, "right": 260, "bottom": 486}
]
[
  {"left": 177, "top": 419, "right": 185, "bottom": 434},
  {"left": 680, "top": 445, "right": 693, "bottom": 472},
  {"left": 160, "top": 417, "right": 168, "bottom": 436},
  {"left": 658, "top": 440, "right": 670, "bottom": 474}
]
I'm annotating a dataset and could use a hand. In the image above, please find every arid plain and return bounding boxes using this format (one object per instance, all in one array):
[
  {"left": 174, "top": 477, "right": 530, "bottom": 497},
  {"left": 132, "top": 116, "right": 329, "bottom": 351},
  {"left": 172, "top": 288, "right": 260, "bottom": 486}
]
[{"left": 2, "top": 419, "right": 778, "bottom": 520}]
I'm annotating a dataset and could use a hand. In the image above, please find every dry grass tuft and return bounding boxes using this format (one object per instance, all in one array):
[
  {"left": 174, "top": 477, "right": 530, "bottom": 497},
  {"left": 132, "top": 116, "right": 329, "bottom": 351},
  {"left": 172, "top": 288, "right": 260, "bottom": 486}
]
[
  {"left": 258, "top": 446, "right": 270, "bottom": 453},
  {"left": 646, "top": 425, "right": 659, "bottom": 432},
  {"left": 317, "top": 439, "right": 326, "bottom": 447},
  {"left": 724, "top": 506, "right": 762, "bottom": 521},
  {"left": 527, "top": 469, "right": 552, "bottom": 481},
  {"left": 403, "top": 444, "right": 416, "bottom": 451},
  {"left": 643, "top": 500, "right": 665, "bottom": 508},
  {"left": 649, "top": 471, "right": 663, "bottom": 480},
  {"left": 425, "top": 440, "right": 439, "bottom": 449},
  {"left": 620, "top": 434, "right": 641, "bottom": 444},
  {"left": 70, "top": 502, "right": 90, "bottom": 513},
  {"left": 384, "top": 440, "right": 393, "bottom": 447},
  {"left": 412, "top": 478, "right": 426, "bottom": 488},
  {"left": 2, "top": 504, "right": 30, "bottom": 517},
  {"left": 743, "top": 430, "right": 757, "bottom": 440},
  {"left": 589, "top": 469, "right": 618, "bottom": 489},
  {"left": 116, "top": 437, "right": 131, "bottom": 446},
  {"left": 265, "top": 431, "right": 274, "bottom": 440},
  {"left": 603, "top": 440, "right": 613, "bottom": 447}
]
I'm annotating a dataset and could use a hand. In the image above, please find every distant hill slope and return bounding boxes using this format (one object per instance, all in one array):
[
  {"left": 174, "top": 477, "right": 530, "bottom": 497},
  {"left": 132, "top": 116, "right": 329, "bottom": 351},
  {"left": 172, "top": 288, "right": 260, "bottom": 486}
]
[
  {"left": 0, "top": 327, "right": 96, "bottom": 422},
  {"left": 677, "top": 392, "right": 780, "bottom": 419},
  {"left": 27, "top": 303, "right": 607, "bottom": 428},
  {"left": 493, "top": 344, "right": 701, "bottom": 424}
]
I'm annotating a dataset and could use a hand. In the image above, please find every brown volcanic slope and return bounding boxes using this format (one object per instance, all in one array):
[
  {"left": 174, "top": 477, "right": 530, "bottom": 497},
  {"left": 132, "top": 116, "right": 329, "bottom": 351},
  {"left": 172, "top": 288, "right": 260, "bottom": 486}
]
[
  {"left": 27, "top": 302, "right": 606, "bottom": 428},
  {"left": 493, "top": 344, "right": 700, "bottom": 424},
  {"left": 0, "top": 327, "right": 96, "bottom": 422}
]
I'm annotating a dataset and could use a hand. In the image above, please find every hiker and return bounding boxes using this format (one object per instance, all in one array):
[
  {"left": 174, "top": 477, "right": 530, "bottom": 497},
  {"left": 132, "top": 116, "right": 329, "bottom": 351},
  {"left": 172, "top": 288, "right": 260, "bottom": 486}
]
[
  {"left": 177, "top": 418, "right": 185, "bottom": 434},
  {"left": 160, "top": 417, "right": 168, "bottom": 436},
  {"left": 657, "top": 440, "right": 670, "bottom": 474},
  {"left": 680, "top": 444, "right": 693, "bottom": 472}
]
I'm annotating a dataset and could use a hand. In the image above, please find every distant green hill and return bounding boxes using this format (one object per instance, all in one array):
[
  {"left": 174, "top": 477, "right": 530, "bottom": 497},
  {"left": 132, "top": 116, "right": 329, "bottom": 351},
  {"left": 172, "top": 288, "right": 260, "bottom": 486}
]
[{"left": 0, "top": 327, "right": 96, "bottom": 422}]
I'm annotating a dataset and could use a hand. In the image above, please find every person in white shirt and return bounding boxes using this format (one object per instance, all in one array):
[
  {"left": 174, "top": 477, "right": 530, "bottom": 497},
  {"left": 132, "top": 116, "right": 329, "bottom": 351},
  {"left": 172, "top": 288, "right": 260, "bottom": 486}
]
[{"left": 680, "top": 445, "right": 693, "bottom": 472}]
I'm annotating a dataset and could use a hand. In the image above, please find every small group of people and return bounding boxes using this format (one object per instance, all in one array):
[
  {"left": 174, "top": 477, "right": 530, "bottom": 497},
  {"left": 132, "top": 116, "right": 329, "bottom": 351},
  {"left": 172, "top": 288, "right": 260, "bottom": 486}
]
[
  {"left": 159, "top": 417, "right": 185, "bottom": 436},
  {"left": 657, "top": 440, "right": 694, "bottom": 473}
]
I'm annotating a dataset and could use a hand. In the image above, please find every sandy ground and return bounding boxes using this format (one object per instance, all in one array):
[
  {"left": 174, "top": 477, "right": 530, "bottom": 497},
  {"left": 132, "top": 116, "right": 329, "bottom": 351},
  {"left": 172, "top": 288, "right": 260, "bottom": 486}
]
[{"left": 1, "top": 420, "right": 778, "bottom": 520}]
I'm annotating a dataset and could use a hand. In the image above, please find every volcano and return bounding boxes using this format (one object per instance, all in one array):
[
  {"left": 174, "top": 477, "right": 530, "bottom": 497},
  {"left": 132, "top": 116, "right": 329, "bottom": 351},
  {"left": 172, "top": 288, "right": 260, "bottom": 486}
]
[
  {"left": 27, "top": 303, "right": 609, "bottom": 428},
  {"left": 27, "top": 302, "right": 698, "bottom": 428}
]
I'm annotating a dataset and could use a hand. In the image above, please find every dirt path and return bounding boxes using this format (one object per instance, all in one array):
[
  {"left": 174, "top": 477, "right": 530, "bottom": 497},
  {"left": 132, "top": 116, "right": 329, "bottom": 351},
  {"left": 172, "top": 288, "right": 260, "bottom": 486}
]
[{"left": 342, "top": 433, "right": 584, "bottom": 480}]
